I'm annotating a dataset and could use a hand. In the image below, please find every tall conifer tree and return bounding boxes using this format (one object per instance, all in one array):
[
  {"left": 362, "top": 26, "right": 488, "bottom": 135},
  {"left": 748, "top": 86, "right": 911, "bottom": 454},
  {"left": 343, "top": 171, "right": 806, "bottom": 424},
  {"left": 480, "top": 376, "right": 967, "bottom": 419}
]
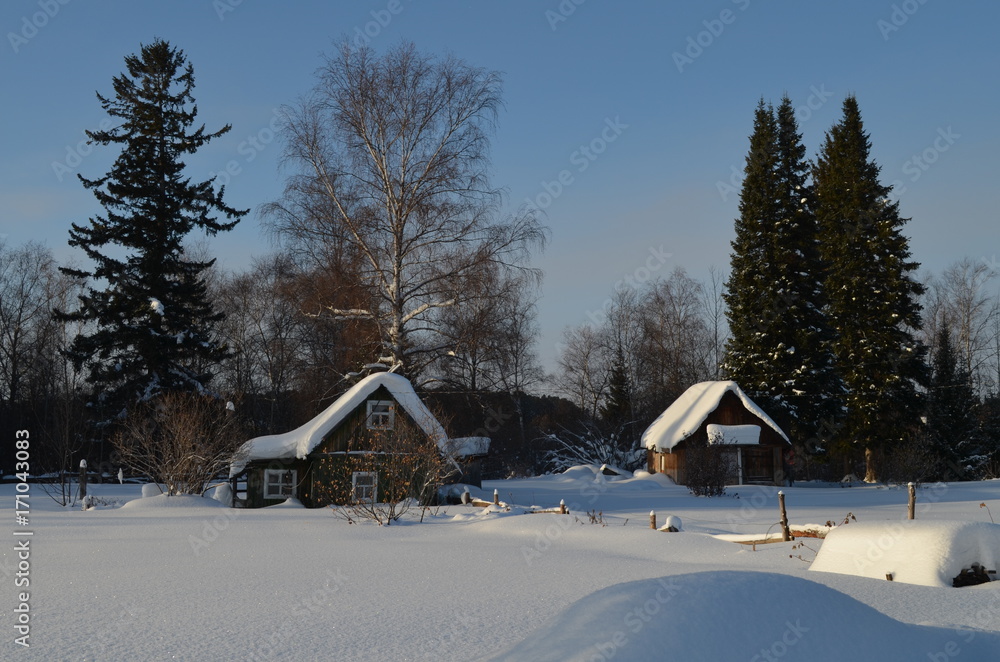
[
  {"left": 926, "top": 321, "right": 975, "bottom": 476},
  {"left": 813, "top": 96, "right": 928, "bottom": 481},
  {"left": 769, "top": 96, "right": 843, "bottom": 445},
  {"left": 723, "top": 100, "right": 781, "bottom": 399},
  {"left": 723, "top": 98, "right": 842, "bottom": 449},
  {"left": 59, "top": 40, "right": 246, "bottom": 422}
]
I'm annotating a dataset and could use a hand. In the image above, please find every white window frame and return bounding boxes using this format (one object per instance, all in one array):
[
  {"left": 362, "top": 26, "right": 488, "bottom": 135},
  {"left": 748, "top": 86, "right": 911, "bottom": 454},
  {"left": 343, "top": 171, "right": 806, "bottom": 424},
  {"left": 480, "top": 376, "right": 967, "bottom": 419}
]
[
  {"left": 352, "top": 471, "right": 378, "bottom": 503},
  {"left": 263, "top": 469, "right": 297, "bottom": 499},
  {"left": 366, "top": 400, "right": 395, "bottom": 430}
]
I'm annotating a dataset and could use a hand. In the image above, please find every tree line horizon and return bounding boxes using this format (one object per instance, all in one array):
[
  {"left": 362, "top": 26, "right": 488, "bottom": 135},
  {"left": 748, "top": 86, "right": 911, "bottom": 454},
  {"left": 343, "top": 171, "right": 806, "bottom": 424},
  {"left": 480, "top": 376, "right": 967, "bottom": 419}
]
[{"left": 2, "top": 38, "right": 998, "bottom": 485}]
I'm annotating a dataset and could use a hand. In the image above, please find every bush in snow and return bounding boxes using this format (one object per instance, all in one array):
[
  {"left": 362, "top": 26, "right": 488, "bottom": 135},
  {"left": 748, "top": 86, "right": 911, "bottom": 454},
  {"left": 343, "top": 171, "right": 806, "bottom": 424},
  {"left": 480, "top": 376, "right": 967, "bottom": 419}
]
[
  {"left": 539, "top": 422, "right": 644, "bottom": 474},
  {"left": 318, "top": 419, "right": 449, "bottom": 525},
  {"left": 683, "top": 438, "right": 730, "bottom": 497},
  {"left": 113, "top": 392, "right": 248, "bottom": 496},
  {"left": 875, "top": 432, "right": 940, "bottom": 485}
]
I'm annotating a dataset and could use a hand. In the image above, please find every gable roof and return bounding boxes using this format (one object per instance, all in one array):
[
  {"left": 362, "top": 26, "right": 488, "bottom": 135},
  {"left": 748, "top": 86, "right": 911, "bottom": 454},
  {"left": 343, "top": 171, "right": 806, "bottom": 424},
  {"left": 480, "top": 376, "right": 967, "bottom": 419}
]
[
  {"left": 641, "top": 381, "right": 788, "bottom": 452},
  {"left": 230, "top": 372, "right": 448, "bottom": 476}
]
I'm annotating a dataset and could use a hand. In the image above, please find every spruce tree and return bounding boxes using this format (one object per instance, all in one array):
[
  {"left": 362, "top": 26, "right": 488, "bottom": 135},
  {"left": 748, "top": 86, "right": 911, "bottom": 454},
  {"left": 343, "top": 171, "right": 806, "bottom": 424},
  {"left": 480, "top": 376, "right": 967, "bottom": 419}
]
[
  {"left": 813, "top": 95, "right": 928, "bottom": 481},
  {"left": 722, "top": 98, "right": 842, "bottom": 447},
  {"left": 768, "top": 97, "right": 844, "bottom": 445},
  {"left": 926, "top": 322, "right": 976, "bottom": 477},
  {"left": 600, "top": 346, "right": 634, "bottom": 436},
  {"left": 58, "top": 40, "right": 246, "bottom": 423},
  {"left": 722, "top": 100, "right": 781, "bottom": 400}
]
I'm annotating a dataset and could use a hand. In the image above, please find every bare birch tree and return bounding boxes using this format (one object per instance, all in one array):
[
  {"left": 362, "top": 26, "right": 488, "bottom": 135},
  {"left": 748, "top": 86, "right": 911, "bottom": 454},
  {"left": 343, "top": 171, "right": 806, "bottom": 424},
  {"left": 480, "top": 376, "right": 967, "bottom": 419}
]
[
  {"left": 0, "top": 240, "right": 59, "bottom": 405},
  {"left": 557, "top": 324, "right": 610, "bottom": 419},
  {"left": 264, "top": 41, "right": 545, "bottom": 379},
  {"left": 925, "top": 258, "right": 1000, "bottom": 393}
]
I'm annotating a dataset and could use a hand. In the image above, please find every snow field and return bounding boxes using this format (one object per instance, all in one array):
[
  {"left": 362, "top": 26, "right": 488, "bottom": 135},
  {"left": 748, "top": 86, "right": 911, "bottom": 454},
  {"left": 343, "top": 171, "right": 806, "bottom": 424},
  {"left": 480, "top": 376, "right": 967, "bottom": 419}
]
[{"left": 1, "top": 467, "right": 998, "bottom": 660}]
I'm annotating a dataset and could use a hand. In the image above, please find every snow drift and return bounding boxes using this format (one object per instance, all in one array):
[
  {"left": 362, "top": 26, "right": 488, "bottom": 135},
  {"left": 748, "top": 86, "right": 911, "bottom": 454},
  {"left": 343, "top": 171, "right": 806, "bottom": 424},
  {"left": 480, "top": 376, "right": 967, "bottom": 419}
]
[
  {"left": 483, "top": 571, "right": 1000, "bottom": 661},
  {"left": 810, "top": 520, "right": 1000, "bottom": 587}
]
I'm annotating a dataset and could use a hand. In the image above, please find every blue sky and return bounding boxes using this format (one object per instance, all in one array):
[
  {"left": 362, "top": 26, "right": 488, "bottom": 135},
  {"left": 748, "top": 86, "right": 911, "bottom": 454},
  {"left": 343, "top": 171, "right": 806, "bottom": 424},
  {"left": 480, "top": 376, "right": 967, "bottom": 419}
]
[{"left": 3, "top": 0, "right": 997, "bottom": 376}]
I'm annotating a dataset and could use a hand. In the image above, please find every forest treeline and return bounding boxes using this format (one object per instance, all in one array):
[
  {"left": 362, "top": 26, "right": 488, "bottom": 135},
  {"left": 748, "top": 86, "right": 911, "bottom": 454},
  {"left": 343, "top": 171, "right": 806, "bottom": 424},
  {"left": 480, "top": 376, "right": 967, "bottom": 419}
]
[{"left": 2, "top": 40, "right": 999, "bottom": 485}]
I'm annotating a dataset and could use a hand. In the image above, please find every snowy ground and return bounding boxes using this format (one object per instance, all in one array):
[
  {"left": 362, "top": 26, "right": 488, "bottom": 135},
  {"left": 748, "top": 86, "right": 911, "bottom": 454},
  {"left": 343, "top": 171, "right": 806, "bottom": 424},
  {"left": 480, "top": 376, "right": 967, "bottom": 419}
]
[{"left": 2, "top": 469, "right": 999, "bottom": 660}]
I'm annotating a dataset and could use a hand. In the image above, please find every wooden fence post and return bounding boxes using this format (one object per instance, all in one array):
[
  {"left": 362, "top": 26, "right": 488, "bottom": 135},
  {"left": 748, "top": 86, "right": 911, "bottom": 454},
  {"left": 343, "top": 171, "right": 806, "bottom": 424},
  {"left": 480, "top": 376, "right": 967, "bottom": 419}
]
[
  {"left": 907, "top": 482, "right": 916, "bottom": 520},
  {"left": 778, "top": 491, "right": 791, "bottom": 541},
  {"left": 650, "top": 510, "right": 656, "bottom": 530},
  {"left": 493, "top": 488, "right": 499, "bottom": 506},
  {"left": 79, "top": 459, "right": 88, "bottom": 501},
  {"left": 559, "top": 499, "right": 567, "bottom": 514}
]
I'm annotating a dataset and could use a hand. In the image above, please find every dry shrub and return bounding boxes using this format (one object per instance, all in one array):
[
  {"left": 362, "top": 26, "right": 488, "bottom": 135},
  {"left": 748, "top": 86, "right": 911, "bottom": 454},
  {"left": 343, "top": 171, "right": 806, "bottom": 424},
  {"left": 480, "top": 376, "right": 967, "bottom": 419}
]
[
  {"left": 113, "top": 392, "right": 247, "bottom": 496},
  {"left": 684, "top": 439, "right": 732, "bottom": 497},
  {"left": 318, "top": 419, "right": 449, "bottom": 525}
]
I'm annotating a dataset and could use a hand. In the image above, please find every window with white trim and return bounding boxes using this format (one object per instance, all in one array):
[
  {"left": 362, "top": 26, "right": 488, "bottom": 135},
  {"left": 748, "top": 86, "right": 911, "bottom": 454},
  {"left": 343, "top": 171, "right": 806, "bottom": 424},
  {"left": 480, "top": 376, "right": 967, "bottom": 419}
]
[
  {"left": 352, "top": 471, "right": 377, "bottom": 503},
  {"left": 366, "top": 400, "right": 395, "bottom": 430},
  {"left": 263, "top": 469, "right": 297, "bottom": 499}
]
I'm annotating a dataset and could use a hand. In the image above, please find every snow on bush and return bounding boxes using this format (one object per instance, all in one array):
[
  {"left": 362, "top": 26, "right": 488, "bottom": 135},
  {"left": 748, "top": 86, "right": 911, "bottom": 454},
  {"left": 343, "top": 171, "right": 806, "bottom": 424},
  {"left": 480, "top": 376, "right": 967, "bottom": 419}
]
[
  {"left": 810, "top": 520, "right": 1000, "bottom": 587},
  {"left": 541, "top": 424, "right": 644, "bottom": 474},
  {"left": 485, "top": 571, "right": 1000, "bottom": 661},
  {"left": 660, "top": 515, "right": 682, "bottom": 532}
]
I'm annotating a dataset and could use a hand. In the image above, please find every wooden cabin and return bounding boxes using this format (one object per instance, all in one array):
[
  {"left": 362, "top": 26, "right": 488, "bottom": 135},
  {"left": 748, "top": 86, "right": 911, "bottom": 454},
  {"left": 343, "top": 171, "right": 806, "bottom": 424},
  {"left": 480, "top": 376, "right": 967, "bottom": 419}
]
[
  {"left": 642, "top": 381, "right": 790, "bottom": 486},
  {"left": 229, "top": 372, "right": 488, "bottom": 508}
]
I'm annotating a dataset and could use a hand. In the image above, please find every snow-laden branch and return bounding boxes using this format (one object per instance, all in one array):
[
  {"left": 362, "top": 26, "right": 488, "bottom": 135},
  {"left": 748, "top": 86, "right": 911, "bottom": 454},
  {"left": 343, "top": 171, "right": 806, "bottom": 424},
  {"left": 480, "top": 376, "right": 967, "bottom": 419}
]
[{"left": 401, "top": 299, "right": 455, "bottom": 325}]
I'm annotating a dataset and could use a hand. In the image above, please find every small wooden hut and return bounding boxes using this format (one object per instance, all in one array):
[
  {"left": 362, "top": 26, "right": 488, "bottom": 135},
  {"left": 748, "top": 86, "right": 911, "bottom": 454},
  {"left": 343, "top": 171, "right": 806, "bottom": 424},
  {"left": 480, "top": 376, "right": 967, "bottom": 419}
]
[
  {"left": 643, "top": 381, "right": 789, "bottom": 486},
  {"left": 229, "top": 372, "right": 488, "bottom": 508}
]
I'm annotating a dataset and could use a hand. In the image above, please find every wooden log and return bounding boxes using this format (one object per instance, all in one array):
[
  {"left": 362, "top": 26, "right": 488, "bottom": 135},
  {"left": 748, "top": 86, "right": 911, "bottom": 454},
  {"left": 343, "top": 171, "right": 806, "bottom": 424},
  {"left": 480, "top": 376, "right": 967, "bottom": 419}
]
[
  {"left": 907, "top": 482, "right": 916, "bottom": 520},
  {"left": 778, "top": 491, "right": 791, "bottom": 541},
  {"left": 650, "top": 510, "right": 656, "bottom": 530}
]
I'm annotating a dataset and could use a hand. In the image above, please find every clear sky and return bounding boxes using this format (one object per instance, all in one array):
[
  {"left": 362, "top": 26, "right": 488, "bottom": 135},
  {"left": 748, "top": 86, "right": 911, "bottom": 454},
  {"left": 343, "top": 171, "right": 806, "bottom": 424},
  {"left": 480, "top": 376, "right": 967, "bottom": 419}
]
[{"left": 3, "top": 0, "right": 998, "bottom": 379}]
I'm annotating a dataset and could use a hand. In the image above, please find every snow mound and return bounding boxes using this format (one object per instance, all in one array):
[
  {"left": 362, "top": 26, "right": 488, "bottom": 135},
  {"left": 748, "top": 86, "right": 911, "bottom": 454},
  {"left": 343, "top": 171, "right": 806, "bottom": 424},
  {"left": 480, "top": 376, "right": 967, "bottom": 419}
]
[
  {"left": 272, "top": 497, "right": 305, "bottom": 508},
  {"left": 483, "top": 571, "right": 1000, "bottom": 661},
  {"left": 212, "top": 483, "right": 233, "bottom": 506},
  {"left": 658, "top": 515, "right": 682, "bottom": 532},
  {"left": 120, "top": 494, "right": 230, "bottom": 510},
  {"left": 810, "top": 520, "right": 1000, "bottom": 587}
]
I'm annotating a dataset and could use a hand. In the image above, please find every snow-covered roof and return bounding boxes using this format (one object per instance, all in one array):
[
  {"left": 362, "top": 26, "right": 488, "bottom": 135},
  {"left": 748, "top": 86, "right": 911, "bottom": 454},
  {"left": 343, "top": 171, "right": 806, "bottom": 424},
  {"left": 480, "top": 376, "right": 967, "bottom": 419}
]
[
  {"left": 444, "top": 436, "right": 491, "bottom": 457},
  {"left": 230, "top": 372, "right": 448, "bottom": 476},
  {"left": 706, "top": 424, "right": 761, "bottom": 445},
  {"left": 642, "top": 381, "right": 788, "bottom": 452}
]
